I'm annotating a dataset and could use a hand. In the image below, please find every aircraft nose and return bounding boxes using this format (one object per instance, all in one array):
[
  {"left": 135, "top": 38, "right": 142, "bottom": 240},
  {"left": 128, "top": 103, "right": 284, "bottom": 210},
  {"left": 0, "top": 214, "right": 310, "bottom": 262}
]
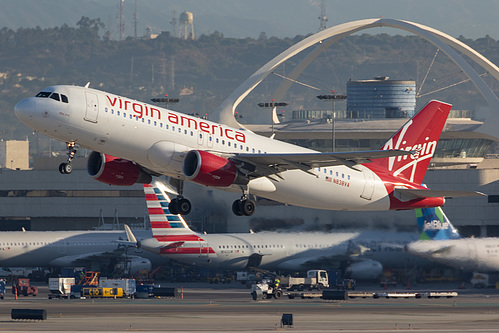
[{"left": 14, "top": 98, "right": 36, "bottom": 121}]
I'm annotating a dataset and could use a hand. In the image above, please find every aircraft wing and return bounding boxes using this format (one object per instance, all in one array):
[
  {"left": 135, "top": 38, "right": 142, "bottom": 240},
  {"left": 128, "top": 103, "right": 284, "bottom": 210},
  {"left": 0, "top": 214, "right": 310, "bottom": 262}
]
[
  {"left": 394, "top": 188, "right": 486, "bottom": 202},
  {"left": 48, "top": 250, "right": 129, "bottom": 267},
  {"left": 233, "top": 149, "right": 411, "bottom": 178}
]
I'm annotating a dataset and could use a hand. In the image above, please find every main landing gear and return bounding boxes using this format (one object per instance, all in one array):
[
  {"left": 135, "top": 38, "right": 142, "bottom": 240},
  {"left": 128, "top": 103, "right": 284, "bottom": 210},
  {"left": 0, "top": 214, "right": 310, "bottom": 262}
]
[
  {"left": 232, "top": 198, "right": 256, "bottom": 216},
  {"left": 232, "top": 185, "right": 256, "bottom": 216},
  {"left": 59, "top": 142, "right": 78, "bottom": 174},
  {"left": 169, "top": 197, "right": 192, "bottom": 215},
  {"left": 168, "top": 179, "right": 192, "bottom": 216}
]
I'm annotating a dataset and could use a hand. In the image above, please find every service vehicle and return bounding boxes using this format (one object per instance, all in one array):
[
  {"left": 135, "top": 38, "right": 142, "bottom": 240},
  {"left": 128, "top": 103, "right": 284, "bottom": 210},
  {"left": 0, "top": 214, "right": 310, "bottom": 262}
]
[
  {"left": 81, "top": 287, "right": 124, "bottom": 298},
  {"left": 12, "top": 277, "right": 37, "bottom": 297},
  {"left": 280, "top": 270, "right": 329, "bottom": 291},
  {"left": 48, "top": 277, "right": 75, "bottom": 299},
  {"left": 99, "top": 278, "right": 136, "bottom": 298}
]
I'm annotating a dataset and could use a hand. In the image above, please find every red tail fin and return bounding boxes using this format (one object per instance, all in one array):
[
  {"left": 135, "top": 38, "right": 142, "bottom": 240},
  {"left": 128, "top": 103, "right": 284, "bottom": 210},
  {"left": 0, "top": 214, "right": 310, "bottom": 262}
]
[{"left": 371, "top": 100, "right": 451, "bottom": 184}]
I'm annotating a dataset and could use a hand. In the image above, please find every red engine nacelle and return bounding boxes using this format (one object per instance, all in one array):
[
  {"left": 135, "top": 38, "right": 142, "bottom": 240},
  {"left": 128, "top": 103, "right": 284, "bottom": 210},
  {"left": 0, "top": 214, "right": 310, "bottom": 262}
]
[
  {"left": 87, "top": 151, "right": 152, "bottom": 186},
  {"left": 182, "top": 150, "right": 245, "bottom": 187}
]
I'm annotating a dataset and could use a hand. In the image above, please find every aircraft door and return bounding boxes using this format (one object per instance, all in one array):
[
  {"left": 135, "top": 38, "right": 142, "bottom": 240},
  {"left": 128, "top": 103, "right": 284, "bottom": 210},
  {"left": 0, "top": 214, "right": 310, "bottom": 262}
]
[
  {"left": 360, "top": 168, "right": 375, "bottom": 200},
  {"left": 199, "top": 241, "right": 209, "bottom": 258},
  {"left": 84, "top": 91, "right": 99, "bottom": 123}
]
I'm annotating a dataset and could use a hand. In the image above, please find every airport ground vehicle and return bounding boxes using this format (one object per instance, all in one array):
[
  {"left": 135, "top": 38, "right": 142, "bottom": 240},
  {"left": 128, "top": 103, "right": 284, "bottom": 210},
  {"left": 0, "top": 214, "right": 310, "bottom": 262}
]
[
  {"left": 99, "top": 278, "right": 136, "bottom": 298},
  {"left": 81, "top": 287, "right": 124, "bottom": 298},
  {"left": 12, "top": 278, "right": 37, "bottom": 297},
  {"left": 48, "top": 277, "right": 75, "bottom": 299},
  {"left": 280, "top": 270, "right": 329, "bottom": 291},
  {"left": 251, "top": 279, "right": 282, "bottom": 300}
]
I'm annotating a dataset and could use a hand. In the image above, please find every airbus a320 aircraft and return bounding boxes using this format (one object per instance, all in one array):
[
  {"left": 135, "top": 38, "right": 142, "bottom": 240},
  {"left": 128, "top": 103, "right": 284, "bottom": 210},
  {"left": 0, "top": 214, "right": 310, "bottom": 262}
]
[
  {"left": 15, "top": 85, "right": 480, "bottom": 216},
  {"left": 406, "top": 208, "right": 499, "bottom": 272},
  {"left": 124, "top": 182, "right": 446, "bottom": 280},
  {"left": 0, "top": 228, "right": 157, "bottom": 275}
]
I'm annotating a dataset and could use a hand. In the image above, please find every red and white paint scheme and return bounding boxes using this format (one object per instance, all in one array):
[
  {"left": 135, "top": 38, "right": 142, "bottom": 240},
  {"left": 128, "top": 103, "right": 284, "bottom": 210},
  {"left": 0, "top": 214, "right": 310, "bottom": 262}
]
[{"left": 14, "top": 85, "right": 481, "bottom": 216}]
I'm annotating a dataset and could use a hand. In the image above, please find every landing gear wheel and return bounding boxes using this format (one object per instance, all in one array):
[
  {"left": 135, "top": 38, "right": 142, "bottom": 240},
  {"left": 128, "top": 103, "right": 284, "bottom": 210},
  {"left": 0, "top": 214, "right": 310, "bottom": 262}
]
[
  {"left": 169, "top": 198, "right": 191, "bottom": 215},
  {"left": 232, "top": 199, "right": 256, "bottom": 216},
  {"left": 59, "top": 163, "right": 73, "bottom": 174},
  {"left": 232, "top": 200, "right": 243, "bottom": 216},
  {"left": 169, "top": 199, "right": 178, "bottom": 215},
  {"left": 177, "top": 198, "right": 191, "bottom": 215},
  {"left": 241, "top": 199, "right": 256, "bottom": 216}
]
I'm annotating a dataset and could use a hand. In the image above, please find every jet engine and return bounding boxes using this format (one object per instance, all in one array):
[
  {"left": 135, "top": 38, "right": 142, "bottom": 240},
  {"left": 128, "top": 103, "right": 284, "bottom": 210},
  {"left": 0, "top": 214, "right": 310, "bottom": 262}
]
[
  {"left": 87, "top": 151, "right": 152, "bottom": 186},
  {"left": 182, "top": 150, "right": 247, "bottom": 187},
  {"left": 344, "top": 259, "right": 383, "bottom": 280}
]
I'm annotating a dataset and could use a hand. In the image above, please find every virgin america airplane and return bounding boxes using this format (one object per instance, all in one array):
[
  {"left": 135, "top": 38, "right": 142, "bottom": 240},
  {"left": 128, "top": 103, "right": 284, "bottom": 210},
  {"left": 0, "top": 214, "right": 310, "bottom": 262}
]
[{"left": 14, "top": 85, "right": 480, "bottom": 216}]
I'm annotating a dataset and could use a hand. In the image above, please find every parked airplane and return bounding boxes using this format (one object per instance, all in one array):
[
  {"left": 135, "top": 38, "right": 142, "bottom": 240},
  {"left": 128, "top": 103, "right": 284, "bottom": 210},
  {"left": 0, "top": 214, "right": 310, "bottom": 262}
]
[
  {"left": 406, "top": 208, "right": 499, "bottom": 272},
  {"left": 15, "top": 85, "right": 480, "bottom": 216},
  {"left": 124, "top": 182, "right": 447, "bottom": 280},
  {"left": 0, "top": 228, "right": 161, "bottom": 275}
]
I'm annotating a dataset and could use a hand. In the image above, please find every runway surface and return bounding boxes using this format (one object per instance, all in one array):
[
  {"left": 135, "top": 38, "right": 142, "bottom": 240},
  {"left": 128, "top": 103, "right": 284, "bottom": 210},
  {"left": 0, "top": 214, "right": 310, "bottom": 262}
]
[{"left": 1, "top": 283, "right": 499, "bottom": 332}]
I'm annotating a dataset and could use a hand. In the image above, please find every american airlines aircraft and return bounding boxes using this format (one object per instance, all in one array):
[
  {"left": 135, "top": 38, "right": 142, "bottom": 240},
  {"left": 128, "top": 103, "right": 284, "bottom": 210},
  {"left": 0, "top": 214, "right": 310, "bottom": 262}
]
[
  {"left": 124, "top": 182, "right": 447, "bottom": 280},
  {"left": 14, "top": 85, "right": 480, "bottom": 216},
  {"left": 0, "top": 228, "right": 159, "bottom": 275},
  {"left": 406, "top": 209, "right": 499, "bottom": 272}
]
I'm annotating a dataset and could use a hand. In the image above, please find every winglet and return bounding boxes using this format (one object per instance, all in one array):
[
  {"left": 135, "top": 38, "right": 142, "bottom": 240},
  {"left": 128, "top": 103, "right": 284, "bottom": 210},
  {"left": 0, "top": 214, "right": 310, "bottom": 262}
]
[{"left": 124, "top": 224, "right": 137, "bottom": 244}]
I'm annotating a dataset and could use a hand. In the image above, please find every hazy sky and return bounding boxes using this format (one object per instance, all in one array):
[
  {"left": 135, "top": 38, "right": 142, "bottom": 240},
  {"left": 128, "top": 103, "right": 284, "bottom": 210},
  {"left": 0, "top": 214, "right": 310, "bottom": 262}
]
[{"left": 0, "top": 0, "right": 498, "bottom": 40}]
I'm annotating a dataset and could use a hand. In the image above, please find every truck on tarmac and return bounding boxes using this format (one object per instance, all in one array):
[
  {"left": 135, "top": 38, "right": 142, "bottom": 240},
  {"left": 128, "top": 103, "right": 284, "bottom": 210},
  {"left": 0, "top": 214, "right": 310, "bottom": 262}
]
[
  {"left": 99, "top": 278, "right": 136, "bottom": 298},
  {"left": 280, "top": 270, "right": 329, "bottom": 291},
  {"left": 251, "top": 270, "right": 330, "bottom": 300},
  {"left": 48, "top": 277, "right": 75, "bottom": 299}
]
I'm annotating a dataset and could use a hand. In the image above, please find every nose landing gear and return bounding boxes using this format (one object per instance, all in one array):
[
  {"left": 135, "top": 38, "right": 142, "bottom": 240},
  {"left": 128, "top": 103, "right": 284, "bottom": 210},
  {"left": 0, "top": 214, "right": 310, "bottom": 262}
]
[{"left": 59, "top": 142, "right": 78, "bottom": 174}]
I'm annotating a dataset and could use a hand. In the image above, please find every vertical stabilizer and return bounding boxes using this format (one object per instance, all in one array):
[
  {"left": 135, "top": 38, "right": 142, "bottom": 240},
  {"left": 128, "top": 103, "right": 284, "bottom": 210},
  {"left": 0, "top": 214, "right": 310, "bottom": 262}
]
[
  {"left": 143, "top": 182, "right": 196, "bottom": 238},
  {"left": 415, "top": 206, "right": 461, "bottom": 240},
  {"left": 371, "top": 100, "right": 452, "bottom": 184}
]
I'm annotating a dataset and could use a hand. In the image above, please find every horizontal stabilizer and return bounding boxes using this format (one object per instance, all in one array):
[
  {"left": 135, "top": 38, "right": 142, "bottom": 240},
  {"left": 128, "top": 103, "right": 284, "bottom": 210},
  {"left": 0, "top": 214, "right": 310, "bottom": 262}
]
[{"left": 394, "top": 188, "right": 486, "bottom": 202}]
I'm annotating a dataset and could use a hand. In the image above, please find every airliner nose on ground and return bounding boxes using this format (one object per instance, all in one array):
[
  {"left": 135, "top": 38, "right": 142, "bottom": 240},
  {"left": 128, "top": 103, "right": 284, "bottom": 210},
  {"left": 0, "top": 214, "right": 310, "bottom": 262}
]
[{"left": 14, "top": 97, "right": 36, "bottom": 123}]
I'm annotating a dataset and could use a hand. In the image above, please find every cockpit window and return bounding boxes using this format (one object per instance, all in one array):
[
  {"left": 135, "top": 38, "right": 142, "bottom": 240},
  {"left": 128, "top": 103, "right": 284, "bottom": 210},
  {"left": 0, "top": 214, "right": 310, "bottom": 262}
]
[
  {"left": 35, "top": 91, "right": 51, "bottom": 98},
  {"left": 50, "top": 93, "right": 60, "bottom": 101},
  {"left": 61, "top": 94, "right": 68, "bottom": 103}
]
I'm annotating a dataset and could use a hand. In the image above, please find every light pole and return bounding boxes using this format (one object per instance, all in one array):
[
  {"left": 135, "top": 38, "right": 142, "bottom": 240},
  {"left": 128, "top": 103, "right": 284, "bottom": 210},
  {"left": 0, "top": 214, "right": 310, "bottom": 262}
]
[
  {"left": 151, "top": 94, "right": 180, "bottom": 109},
  {"left": 317, "top": 92, "right": 347, "bottom": 152}
]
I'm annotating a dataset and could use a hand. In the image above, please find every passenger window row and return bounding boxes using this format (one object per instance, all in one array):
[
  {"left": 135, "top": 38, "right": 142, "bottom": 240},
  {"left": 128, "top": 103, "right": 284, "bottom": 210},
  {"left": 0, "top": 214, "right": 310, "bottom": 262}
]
[{"left": 104, "top": 107, "right": 267, "bottom": 154}]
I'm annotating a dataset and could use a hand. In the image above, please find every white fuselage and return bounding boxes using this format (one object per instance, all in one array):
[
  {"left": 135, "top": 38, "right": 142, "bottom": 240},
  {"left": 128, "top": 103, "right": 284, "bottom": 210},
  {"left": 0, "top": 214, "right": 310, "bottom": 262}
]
[
  {"left": 161, "top": 229, "right": 424, "bottom": 271},
  {"left": 406, "top": 238, "right": 499, "bottom": 272},
  {"left": 0, "top": 230, "right": 156, "bottom": 267},
  {"left": 15, "top": 85, "right": 392, "bottom": 211}
]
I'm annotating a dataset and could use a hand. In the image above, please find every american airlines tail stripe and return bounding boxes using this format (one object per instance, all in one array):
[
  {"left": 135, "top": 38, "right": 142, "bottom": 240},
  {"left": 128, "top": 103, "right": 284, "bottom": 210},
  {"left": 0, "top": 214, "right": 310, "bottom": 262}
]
[
  {"left": 160, "top": 247, "right": 215, "bottom": 255},
  {"left": 150, "top": 221, "right": 187, "bottom": 229},
  {"left": 145, "top": 193, "right": 158, "bottom": 201},
  {"left": 150, "top": 221, "right": 171, "bottom": 229},
  {"left": 148, "top": 207, "right": 167, "bottom": 215},
  {"left": 154, "top": 235, "right": 203, "bottom": 242}
]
